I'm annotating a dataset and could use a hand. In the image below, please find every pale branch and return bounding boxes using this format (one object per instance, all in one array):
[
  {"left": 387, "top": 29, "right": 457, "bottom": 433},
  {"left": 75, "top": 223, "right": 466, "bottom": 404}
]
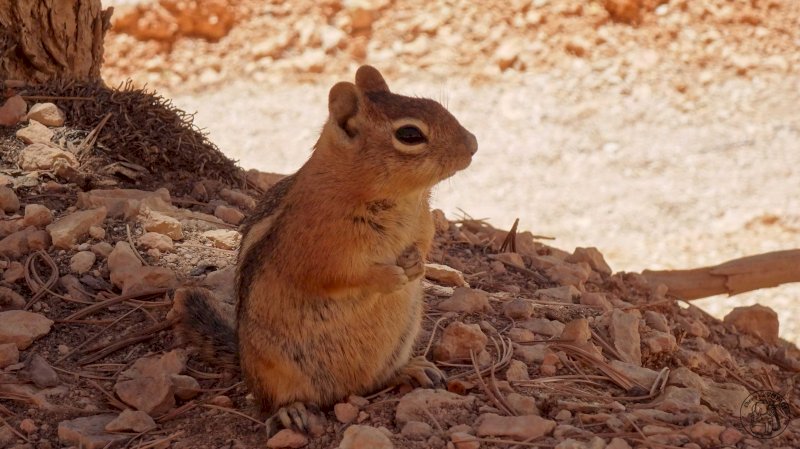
[{"left": 641, "top": 249, "right": 800, "bottom": 300}]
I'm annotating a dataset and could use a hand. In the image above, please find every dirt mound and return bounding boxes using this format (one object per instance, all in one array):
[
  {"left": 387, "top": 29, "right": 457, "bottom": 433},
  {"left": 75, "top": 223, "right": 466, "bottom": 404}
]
[
  {"left": 8, "top": 80, "right": 243, "bottom": 192},
  {"left": 102, "top": 0, "right": 799, "bottom": 92},
  {"left": 0, "top": 101, "right": 798, "bottom": 448}
]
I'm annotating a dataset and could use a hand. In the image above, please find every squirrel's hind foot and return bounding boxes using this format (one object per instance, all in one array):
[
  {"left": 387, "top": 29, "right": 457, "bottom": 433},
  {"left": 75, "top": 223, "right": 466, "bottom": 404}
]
[
  {"left": 265, "top": 402, "right": 310, "bottom": 437},
  {"left": 391, "top": 356, "right": 446, "bottom": 389}
]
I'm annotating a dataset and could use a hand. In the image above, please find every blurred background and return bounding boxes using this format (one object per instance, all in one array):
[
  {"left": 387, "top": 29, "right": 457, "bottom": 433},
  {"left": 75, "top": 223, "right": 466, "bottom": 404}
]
[{"left": 101, "top": 0, "right": 800, "bottom": 343}]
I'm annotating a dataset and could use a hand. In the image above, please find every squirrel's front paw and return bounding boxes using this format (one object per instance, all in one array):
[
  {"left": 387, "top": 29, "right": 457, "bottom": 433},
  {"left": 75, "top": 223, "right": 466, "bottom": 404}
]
[
  {"left": 396, "top": 245, "right": 424, "bottom": 281},
  {"left": 372, "top": 264, "right": 410, "bottom": 293}
]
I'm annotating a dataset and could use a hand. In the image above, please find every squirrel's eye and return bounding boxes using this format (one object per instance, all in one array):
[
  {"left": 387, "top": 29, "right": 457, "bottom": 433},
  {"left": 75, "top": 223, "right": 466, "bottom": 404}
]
[{"left": 395, "top": 126, "right": 427, "bottom": 145}]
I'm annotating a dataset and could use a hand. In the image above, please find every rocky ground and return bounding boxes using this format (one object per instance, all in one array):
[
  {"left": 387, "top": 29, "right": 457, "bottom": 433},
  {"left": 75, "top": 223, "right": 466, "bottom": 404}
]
[
  {"left": 0, "top": 99, "right": 799, "bottom": 448},
  {"left": 0, "top": 0, "right": 799, "bottom": 448}
]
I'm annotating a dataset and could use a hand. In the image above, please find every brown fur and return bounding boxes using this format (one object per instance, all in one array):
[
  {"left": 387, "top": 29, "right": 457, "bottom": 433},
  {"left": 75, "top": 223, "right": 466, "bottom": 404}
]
[{"left": 178, "top": 65, "right": 477, "bottom": 412}]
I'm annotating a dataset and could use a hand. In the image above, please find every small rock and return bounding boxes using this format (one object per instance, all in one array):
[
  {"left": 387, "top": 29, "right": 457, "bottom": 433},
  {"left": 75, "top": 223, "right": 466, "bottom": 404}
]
[
  {"left": 138, "top": 232, "right": 174, "bottom": 251},
  {"left": 0, "top": 95, "right": 27, "bottom": 126},
  {"left": 437, "top": 287, "right": 490, "bottom": 313},
  {"left": 91, "top": 241, "right": 114, "bottom": 258},
  {"left": 719, "top": 427, "right": 743, "bottom": 446},
  {"left": 171, "top": 374, "right": 201, "bottom": 400},
  {"left": 508, "top": 327, "right": 536, "bottom": 343},
  {"left": 433, "top": 321, "right": 488, "bottom": 362},
  {"left": 0, "top": 310, "right": 53, "bottom": 349},
  {"left": 2, "top": 261, "right": 25, "bottom": 283},
  {"left": 0, "top": 286, "right": 25, "bottom": 309},
  {"left": 644, "top": 310, "right": 669, "bottom": 333},
  {"left": 505, "top": 359, "right": 530, "bottom": 382},
  {"left": 18, "top": 143, "right": 78, "bottom": 171},
  {"left": 565, "top": 247, "right": 612, "bottom": 275},
  {"left": 677, "top": 316, "right": 710, "bottom": 338},
  {"left": 493, "top": 252, "right": 525, "bottom": 269},
  {"left": 643, "top": 330, "right": 677, "bottom": 354},
  {"left": 683, "top": 421, "right": 725, "bottom": 447},
  {"left": 477, "top": 413, "right": 556, "bottom": 441},
  {"left": 580, "top": 292, "right": 612, "bottom": 310},
  {"left": 209, "top": 395, "right": 234, "bottom": 407},
  {"left": 0, "top": 219, "right": 21, "bottom": 239},
  {"left": 338, "top": 425, "right": 393, "bottom": 449},
  {"left": 400, "top": 421, "right": 432, "bottom": 440},
  {"left": 114, "top": 351, "right": 186, "bottom": 415},
  {"left": 105, "top": 409, "right": 157, "bottom": 433},
  {"left": 23, "top": 204, "right": 53, "bottom": 228},
  {"left": 141, "top": 208, "right": 183, "bottom": 240},
  {"left": 560, "top": 318, "right": 591, "bottom": 343},
  {"left": 607, "top": 437, "right": 632, "bottom": 449},
  {"left": 702, "top": 381, "right": 750, "bottom": 417},
  {"left": 334, "top": 402, "right": 359, "bottom": 424},
  {"left": 609, "top": 361, "right": 658, "bottom": 390},
  {"left": 655, "top": 386, "right": 702, "bottom": 413},
  {"left": 0, "top": 229, "right": 33, "bottom": 258},
  {"left": 47, "top": 207, "right": 107, "bottom": 249},
  {"left": 451, "top": 432, "right": 479, "bottom": 449},
  {"left": 58, "top": 414, "right": 127, "bottom": 449},
  {"left": 26, "top": 102, "right": 65, "bottom": 126},
  {"left": 396, "top": 389, "right": 476, "bottom": 424},
  {"left": 219, "top": 188, "right": 256, "bottom": 210},
  {"left": 214, "top": 205, "right": 244, "bottom": 225},
  {"left": 27, "top": 228, "right": 50, "bottom": 251},
  {"left": 88, "top": 225, "right": 105, "bottom": 240},
  {"left": 609, "top": 309, "right": 642, "bottom": 365},
  {"left": 513, "top": 344, "right": 548, "bottom": 364},
  {"left": 108, "top": 242, "right": 177, "bottom": 294},
  {"left": 26, "top": 354, "right": 59, "bottom": 387},
  {"left": 77, "top": 188, "right": 172, "bottom": 219},
  {"left": 203, "top": 229, "right": 240, "bottom": 250},
  {"left": 70, "top": 251, "right": 96, "bottom": 274},
  {"left": 19, "top": 418, "right": 37, "bottom": 434},
  {"left": 0, "top": 342, "right": 20, "bottom": 368},
  {"left": 518, "top": 318, "right": 564, "bottom": 336},
  {"left": 506, "top": 392, "right": 539, "bottom": 415},
  {"left": 540, "top": 351, "right": 561, "bottom": 376},
  {"left": 723, "top": 304, "right": 779, "bottom": 344},
  {"left": 503, "top": 299, "right": 534, "bottom": 319},
  {"left": 555, "top": 409, "right": 572, "bottom": 421},
  {"left": 544, "top": 263, "right": 590, "bottom": 288},
  {"left": 424, "top": 263, "right": 468, "bottom": 287},
  {"left": 16, "top": 120, "right": 54, "bottom": 144},
  {"left": 267, "top": 428, "right": 308, "bottom": 448},
  {"left": 0, "top": 187, "right": 20, "bottom": 213},
  {"left": 537, "top": 285, "right": 581, "bottom": 303}
]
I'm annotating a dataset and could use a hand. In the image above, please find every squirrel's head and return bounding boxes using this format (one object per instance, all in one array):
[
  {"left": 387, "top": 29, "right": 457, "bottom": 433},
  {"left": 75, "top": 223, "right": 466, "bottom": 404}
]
[{"left": 317, "top": 65, "right": 477, "bottom": 194}]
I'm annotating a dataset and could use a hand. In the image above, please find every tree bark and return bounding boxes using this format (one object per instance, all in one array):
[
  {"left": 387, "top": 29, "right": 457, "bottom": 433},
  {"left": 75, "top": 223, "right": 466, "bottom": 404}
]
[{"left": 0, "top": 0, "right": 112, "bottom": 82}]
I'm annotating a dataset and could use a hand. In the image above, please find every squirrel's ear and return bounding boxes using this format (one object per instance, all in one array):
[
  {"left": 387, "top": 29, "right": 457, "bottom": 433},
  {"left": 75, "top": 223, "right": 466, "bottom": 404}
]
[
  {"left": 355, "top": 65, "right": 390, "bottom": 93},
  {"left": 328, "top": 81, "right": 360, "bottom": 141}
]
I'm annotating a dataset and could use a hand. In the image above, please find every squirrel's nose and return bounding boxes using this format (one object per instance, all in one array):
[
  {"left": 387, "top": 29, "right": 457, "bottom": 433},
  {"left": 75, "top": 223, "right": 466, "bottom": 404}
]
[{"left": 465, "top": 131, "right": 478, "bottom": 156}]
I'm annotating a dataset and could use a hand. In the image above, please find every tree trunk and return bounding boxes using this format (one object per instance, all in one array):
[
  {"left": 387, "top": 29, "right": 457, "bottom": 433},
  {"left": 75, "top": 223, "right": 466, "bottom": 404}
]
[{"left": 0, "top": 0, "right": 112, "bottom": 83}]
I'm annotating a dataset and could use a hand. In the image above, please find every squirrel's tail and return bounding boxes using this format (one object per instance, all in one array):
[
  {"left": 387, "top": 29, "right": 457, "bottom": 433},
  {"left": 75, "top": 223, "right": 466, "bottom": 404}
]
[{"left": 173, "top": 287, "right": 239, "bottom": 370}]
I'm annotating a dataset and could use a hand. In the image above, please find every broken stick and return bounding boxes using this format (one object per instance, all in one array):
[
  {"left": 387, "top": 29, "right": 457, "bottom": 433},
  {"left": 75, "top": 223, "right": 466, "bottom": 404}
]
[{"left": 641, "top": 249, "right": 800, "bottom": 300}]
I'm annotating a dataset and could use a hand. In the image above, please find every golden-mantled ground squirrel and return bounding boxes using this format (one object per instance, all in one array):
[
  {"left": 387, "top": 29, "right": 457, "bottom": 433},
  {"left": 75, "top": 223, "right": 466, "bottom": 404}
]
[{"left": 175, "top": 65, "right": 477, "bottom": 432}]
